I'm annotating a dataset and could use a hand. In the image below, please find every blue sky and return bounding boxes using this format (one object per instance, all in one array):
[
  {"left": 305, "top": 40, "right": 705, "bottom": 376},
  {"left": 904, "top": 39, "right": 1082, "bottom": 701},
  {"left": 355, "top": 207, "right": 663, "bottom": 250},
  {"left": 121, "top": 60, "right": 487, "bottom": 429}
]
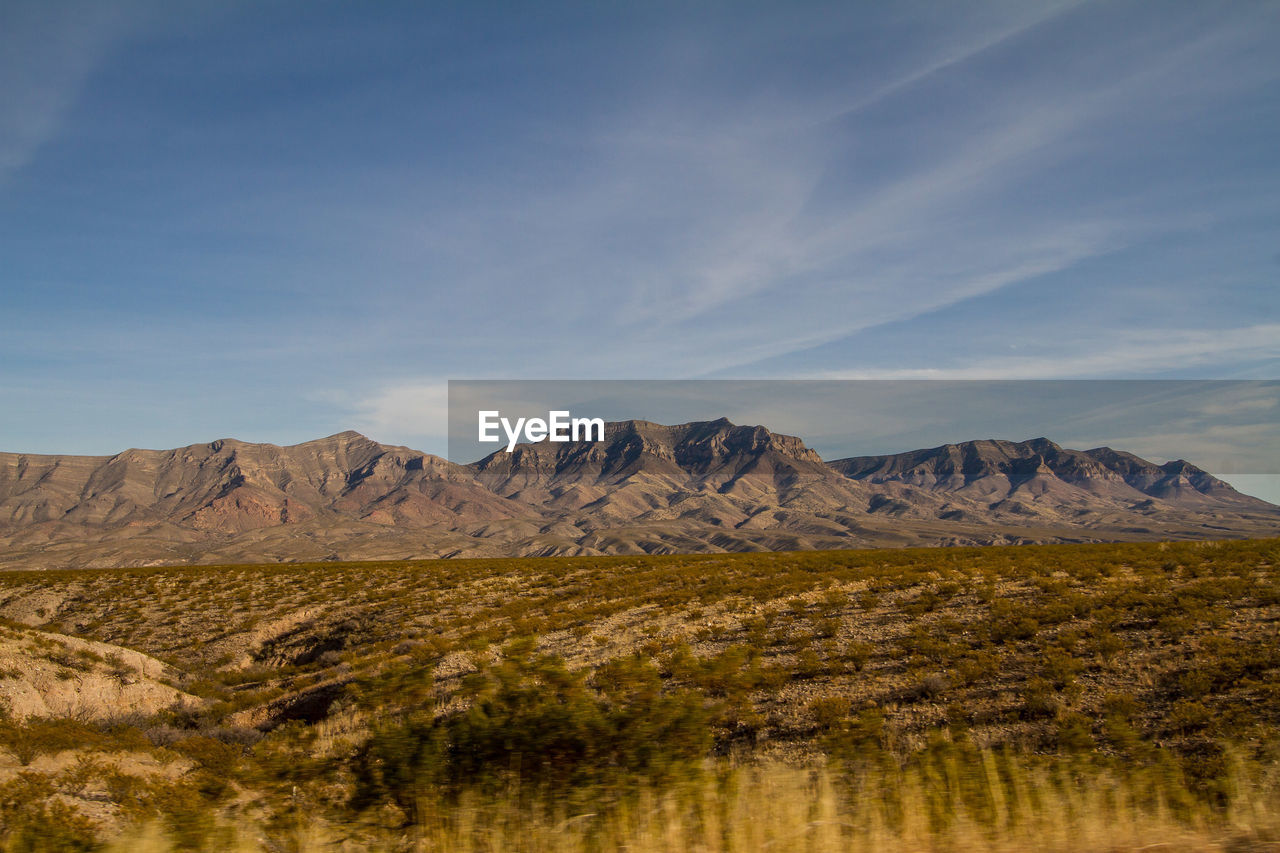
[{"left": 2, "top": 0, "right": 1278, "bottom": 467}]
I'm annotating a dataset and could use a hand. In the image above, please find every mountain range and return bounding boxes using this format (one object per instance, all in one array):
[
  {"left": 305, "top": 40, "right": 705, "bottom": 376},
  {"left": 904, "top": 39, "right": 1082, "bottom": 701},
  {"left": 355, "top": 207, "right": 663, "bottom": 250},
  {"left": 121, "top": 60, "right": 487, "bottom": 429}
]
[{"left": 0, "top": 419, "right": 1276, "bottom": 570}]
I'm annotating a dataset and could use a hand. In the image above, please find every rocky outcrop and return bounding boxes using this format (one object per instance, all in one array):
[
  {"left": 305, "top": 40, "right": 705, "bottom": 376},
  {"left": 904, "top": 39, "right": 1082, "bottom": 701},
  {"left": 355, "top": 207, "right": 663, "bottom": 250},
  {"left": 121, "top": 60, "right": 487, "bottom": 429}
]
[
  {"left": 0, "top": 624, "right": 198, "bottom": 720},
  {"left": 0, "top": 424, "right": 1275, "bottom": 570}
]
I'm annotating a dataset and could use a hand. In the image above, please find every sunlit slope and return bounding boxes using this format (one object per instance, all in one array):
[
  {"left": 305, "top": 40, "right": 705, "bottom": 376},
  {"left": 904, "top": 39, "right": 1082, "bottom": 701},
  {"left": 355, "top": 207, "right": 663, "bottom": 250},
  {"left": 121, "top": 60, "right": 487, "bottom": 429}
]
[{"left": 1, "top": 422, "right": 1276, "bottom": 569}]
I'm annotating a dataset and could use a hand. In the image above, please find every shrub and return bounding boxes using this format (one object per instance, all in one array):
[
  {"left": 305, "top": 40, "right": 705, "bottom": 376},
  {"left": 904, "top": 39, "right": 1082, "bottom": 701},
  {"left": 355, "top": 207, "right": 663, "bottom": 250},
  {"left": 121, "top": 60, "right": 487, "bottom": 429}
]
[
  {"left": 822, "top": 707, "right": 887, "bottom": 767},
  {"left": 951, "top": 651, "right": 998, "bottom": 687},
  {"left": 1167, "top": 700, "right": 1212, "bottom": 735},
  {"left": 843, "top": 640, "right": 874, "bottom": 672},
  {"left": 912, "top": 673, "right": 950, "bottom": 701},
  {"left": 1054, "top": 712, "right": 1095, "bottom": 751},
  {"left": 0, "top": 776, "right": 97, "bottom": 852},
  {"left": 1040, "top": 649, "right": 1082, "bottom": 691},
  {"left": 1021, "top": 678, "right": 1057, "bottom": 720},
  {"left": 352, "top": 643, "right": 710, "bottom": 820},
  {"left": 807, "top": 695, "right": 852, "bottom": 730},
  {"left": 987, "top": 599, "right": 1039, "bottom": 644}
]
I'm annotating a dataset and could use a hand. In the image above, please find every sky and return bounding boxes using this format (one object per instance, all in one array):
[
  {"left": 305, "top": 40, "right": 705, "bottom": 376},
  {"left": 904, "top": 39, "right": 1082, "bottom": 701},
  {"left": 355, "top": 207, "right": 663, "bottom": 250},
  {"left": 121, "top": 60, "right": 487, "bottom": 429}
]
[{"left": 2, "top": 1, "right": 1278, "bottom": 486}]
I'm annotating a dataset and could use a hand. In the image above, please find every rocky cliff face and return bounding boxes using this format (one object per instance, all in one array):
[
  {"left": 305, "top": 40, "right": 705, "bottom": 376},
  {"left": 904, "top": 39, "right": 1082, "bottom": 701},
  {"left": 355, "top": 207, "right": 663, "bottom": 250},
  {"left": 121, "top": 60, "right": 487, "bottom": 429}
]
[
  {"left": 828, "top": 438, "right": 1272, "bottom": 510},
  {"left": 0, "top": 423, "right": 1275, "bottom": 569},
  {"left": 473, "top": 418, "right": 836, "bottom": 498},
  {"left": 0, "top": 432, "right": 538, "bottom": 566}
]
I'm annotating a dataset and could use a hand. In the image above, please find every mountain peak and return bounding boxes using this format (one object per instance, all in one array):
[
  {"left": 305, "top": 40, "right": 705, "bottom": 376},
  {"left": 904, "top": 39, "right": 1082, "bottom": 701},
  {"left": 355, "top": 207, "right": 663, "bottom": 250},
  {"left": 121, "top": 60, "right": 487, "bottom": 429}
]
[
  {"left": 827, "top": 436, "right": 1270, "bottom": 511},
  {"left": 197, "top": 432, "right": 377, "bottom": 455},
  {"left": 1, "top": 425, "right": 1276, "bottom": 571},
  {"left": 302, "top": 430, "right": 374, "bottom": 445},
  {"left": 469, "top": 417, "right": 827, "bottom": 496}
]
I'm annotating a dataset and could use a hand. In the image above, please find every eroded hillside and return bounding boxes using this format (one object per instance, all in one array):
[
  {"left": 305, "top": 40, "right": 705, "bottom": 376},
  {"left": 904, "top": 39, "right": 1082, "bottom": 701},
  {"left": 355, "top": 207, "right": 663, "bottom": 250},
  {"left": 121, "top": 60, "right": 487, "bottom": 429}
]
[
  {"left": 1, "top": 424, "right": 1277, "bottom": 570},
  {"left": 0, "top": 539, "right": 1278, "bottom": 848}
]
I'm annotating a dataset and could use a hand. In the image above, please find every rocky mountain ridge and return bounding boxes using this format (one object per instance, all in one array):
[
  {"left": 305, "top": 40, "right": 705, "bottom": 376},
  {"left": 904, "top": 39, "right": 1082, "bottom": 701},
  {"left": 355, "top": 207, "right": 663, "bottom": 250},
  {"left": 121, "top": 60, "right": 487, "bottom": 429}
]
[{"left": 0, "top": 421, "right": 1275, "bottom": 569}]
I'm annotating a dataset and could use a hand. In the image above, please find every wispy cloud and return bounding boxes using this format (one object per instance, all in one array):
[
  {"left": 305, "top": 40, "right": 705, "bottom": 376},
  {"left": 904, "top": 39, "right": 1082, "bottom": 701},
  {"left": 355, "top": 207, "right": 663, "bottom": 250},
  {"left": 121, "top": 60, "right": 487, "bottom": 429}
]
[
  {"left": 380, "top": 2, "right": 1274, "bottom": 384},
  {"left": 0, "top": 3, "right": 149, "bottom": 184},
  {"left": 815, "top": 0, "right": 1088, "bottom": 124},
  {"left": 815, "top": 324, "right": 1280, "bottom": 380},
  {"left": 641, "top": 13, "right": 1264, "bottom": 335}
]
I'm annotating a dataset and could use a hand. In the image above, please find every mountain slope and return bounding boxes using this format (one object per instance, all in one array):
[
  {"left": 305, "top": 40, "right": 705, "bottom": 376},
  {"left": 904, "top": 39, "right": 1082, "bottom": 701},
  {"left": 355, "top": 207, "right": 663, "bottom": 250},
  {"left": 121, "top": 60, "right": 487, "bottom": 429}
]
[
  {"left": 828, "top": 437, "right": 1274, "bottom": 510},
  {"left": 0, "top": 424, "right": 1275, "bottom": 569},
  {"left": 466, "top": 418, "right": 891, "bottom": 554},
  {"left": 0, "top": 432, "right": 541, "bottom": 567},
  {"left": 471, "top": 418, "right": 869, "bottom": 514}
]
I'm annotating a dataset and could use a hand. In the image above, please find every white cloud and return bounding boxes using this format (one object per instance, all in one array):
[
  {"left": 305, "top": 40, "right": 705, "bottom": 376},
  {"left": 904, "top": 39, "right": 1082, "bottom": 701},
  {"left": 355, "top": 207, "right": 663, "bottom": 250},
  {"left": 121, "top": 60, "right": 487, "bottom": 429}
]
[{"left": 347, "top": 381, "right": 449, "bottom": 450}]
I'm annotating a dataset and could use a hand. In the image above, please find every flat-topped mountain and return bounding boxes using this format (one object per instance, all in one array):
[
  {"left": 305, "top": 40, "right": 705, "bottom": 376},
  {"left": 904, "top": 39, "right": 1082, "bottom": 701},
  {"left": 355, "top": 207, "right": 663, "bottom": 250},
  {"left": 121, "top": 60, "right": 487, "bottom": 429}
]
[
  {"left": 473, "top": 418, "right": 824, "bottom": 488},
  {"left": 471, "top": 417, "right": 853, "bottom": 511},
  {"left": 467, "top": 418, "right": 902, "bottom": 554},
  {"left": 0, "top": 422, "right": 1275, "bottom": 569}
]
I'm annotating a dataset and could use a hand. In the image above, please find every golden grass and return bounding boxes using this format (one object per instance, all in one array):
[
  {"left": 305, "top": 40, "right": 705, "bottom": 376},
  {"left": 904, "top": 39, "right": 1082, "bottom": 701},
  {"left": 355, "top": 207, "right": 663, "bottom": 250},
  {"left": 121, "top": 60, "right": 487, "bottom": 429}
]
[{"left": 98, "top": 754, "right": 1280, "bottom": 853}]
